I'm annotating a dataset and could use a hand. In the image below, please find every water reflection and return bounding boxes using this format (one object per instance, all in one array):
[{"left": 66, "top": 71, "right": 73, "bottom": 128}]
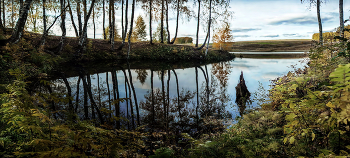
[{"left": 48, "top": 57, "right": 307, "bottom": 132}]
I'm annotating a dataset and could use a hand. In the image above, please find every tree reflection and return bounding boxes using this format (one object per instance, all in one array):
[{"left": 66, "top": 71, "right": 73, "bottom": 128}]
[
  {"left": 212, "top": 62, "right": 232, "bottom": 88},
  {"left": 135, "top": 69, "right": 148, "bottom": 85},
  {"left": 127, "top": 62, "right": 140, "bottom": 126},
  {"left": 211, "top": 62, "right": 232, "bottom": 117},
  {"left": 140, "top": 68, "right": 231, "bottom": 137},
  {"left": 75, "top": 77, "right": 81, "bottom": 113},
  {"left": 111, "top": 70, "right": 120, "bottom": 129},
  {"left": 47, "top": 63, "right": 232, "bottom": 138},
  {"left": 120, "top": 67, "right": 135, "bottom": 129},
  {"left": 79, "top": 71, "right": 104, "bottom": 124}
]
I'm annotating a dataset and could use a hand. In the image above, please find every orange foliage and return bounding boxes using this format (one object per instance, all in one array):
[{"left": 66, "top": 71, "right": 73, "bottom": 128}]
[{"left": 213, "top": 22, "right": 234, "bottom": 50}]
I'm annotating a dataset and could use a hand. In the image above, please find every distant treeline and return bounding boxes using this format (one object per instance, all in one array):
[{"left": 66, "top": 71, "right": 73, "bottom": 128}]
[{"left": 312, "top": 25, "right": 350, "bottom": 42}]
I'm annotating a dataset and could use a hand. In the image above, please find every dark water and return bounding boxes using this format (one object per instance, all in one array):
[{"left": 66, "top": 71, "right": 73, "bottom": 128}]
[{"left": 48, "top": 56, "right": 307, "bottom": 131}]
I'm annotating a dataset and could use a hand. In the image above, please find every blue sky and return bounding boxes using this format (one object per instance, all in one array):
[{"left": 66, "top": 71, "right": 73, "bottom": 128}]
[{"left": 78, "top": 0, "right": 350, "bottom": 42}]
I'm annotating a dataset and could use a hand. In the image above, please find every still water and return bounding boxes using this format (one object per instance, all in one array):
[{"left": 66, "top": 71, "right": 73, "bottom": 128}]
[{"left": 50, "top": 55, "right": 308, "bottom": 130}]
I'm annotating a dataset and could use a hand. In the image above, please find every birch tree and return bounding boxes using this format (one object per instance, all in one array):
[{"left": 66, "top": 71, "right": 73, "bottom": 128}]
[
  {"left": 58, "top": 0, "right": 66, "bottom": 53},
  {"left": 301, "top": 0, "right": 323, "bottom": 45},
  {"left": 77, "top": 0, "right": 96, "bottom": 58},
  {"left": 4, "top": 0, "right": 33, "bottom": 44},
  {"left": 127, "top": 0, "right": 136, "bottom": 59},
  {"left": 339, "top": 0, "right": 344, "bottom": 37},
  {"left": 0, "top": 0, "right": 3, "bottom": 29}
]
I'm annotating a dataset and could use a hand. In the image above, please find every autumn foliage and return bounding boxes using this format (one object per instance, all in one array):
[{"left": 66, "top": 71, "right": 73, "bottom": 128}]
[
  {"left": 212, "top": 22, "right": 234, "bottom": 51},
  {"left": 312, "top": 24, "right": 350, "bottom": 42},
  {"left": 171, "top": 37, "right": 193, "bottom": 44}
]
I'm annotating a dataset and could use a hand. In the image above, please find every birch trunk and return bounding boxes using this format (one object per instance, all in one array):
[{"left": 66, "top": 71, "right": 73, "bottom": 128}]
[
  {"left": 118, "top": 0, "right": 128, "bottom": 50},
  {"left": 317, "top": 0, "right": 323, "bottom": 45},
  {"left": 339, "top": 0, "right": 344, "bottom": 37},
  {"left": 166, "top": 0, "right": 170, "bottom": 44},
  {"left": 127, "top": 0, "right": 136, "bottom": 59},
  {"left": 195, "top": 0, "right": 201, "bottom": 47},
  {"left": 58, "top": 0, "right": 66, "bottom": 53},
  {"left": 111, "top": 0, "right": 115, "bottom": 50},
  {"left": 77, "top": 0, "right": 82, "bottom": 36},
  {"left": 0, "top": 0, "right": 3, "bottom": 28},
  {"left": 2, "top": 0, "right": 5, "bottom": 28},
  {"left": 160, "top": 0, "right": 164, "bottom": 43},
  {"left": 41, "top": 0, "right": 46, "bottom": 45},
  {"left": 170, "top": 0, "right": 180, "bottom": 44},
  {"left": 67, "top": 0, "right": 78, "bottom": 37},
  {"left": 77, "top": 0, "right": 96, "bottom": 58},
  {"left": 205, "top": 0, "right": 212, "bottom": 56},
  {"left": 6, "top": 0, "right": 33, "bottom": 44},
  {"left": 103, "top": 0, "right": 106, "bottom": 39},
  {"left": 149, "top": 0, "right": 153, "bottom": 44}
]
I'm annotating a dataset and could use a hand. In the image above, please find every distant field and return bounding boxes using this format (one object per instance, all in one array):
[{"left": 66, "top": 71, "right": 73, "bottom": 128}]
[
  {"left": 175, "top": 39, "right": 314, "bottom": 52},
  {"left": 226, "top": 39, "right": 314, "bottom": 52}
]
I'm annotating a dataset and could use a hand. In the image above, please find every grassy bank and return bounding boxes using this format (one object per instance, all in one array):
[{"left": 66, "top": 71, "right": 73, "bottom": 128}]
[
  {"left": 185, "top": 42, "right": 350, "bottom": 157},
  {"left": 0, "top": 28, "right": 234, "bottom": 84},
  {"left": 0, "top": 28, "right": 234, "bottom": 62}
]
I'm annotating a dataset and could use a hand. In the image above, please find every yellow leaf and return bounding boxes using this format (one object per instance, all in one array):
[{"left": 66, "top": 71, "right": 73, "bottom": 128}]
[
  {"left": 289, "top": 136, "right": 295, "bottom": 144},
  {"left": 289, "top": 103, "right": 296, "bottom": 109},
  {"left": 338, "top": 130, "right": 346, "bottom": 135},
  {"left": 312, "top": 132, "right": 315, "bottom": 141},
  {"left": 283, "top": 137, "right": 288, "bottom": 144},
  {"left": 326, "top": 102, "right": 335, "bottom": 108}
]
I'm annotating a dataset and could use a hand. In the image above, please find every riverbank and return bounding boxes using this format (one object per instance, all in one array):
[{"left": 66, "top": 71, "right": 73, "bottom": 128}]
[
  {"left": 228, "top": 39, "right": 313, "bottom": 52},
  {"left": 0, "top": 29, "right": 234, "bottom": 84},
  {"left": 0, "top": 28, "right": 234, "bottom": 62}
]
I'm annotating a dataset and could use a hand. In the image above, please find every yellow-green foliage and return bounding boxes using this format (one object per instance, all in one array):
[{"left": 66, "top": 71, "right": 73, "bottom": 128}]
[
  {"left": 312, "top": 32, "right": 339, "bottom": 42},
  {"left": 187, "top": 110, "right": 284, "bottom": 158},
  {"left": 312, "top": 25, "right": 350, "bottom": 42},
  {"left": 267, "top": 44, "right": 350, "bottom": 156},
  {"left": 104, "top": 25, "right": 121, "bottom": 41},
  {"left": 172, "top": 37, "right": 193, "bottom": 44},
  {"left": 0, "top": 69, "right": 146, "bottom": 157}
]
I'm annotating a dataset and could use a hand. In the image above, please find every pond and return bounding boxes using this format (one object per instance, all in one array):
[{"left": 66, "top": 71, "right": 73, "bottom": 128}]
[{"left": 47, "top": 54, "right": 308, "bottom": 133}]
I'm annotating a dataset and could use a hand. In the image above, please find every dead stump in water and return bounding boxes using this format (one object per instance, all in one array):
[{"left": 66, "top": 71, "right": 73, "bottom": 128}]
[{"left": 235, "top": 71, "right": 251, "bottom": 117}]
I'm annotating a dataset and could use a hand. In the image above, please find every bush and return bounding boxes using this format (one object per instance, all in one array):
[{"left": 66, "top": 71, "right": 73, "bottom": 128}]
[{"left": 172, "top": 37, "right": 193, "bottom": 44}]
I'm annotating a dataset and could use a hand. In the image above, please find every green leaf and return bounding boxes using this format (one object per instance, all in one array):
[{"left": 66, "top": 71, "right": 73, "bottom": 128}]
[
  {"left": 312, "top": 132, "right": 316, "bottom": 141},
  {"left": 286, "top": 113, "right": 297, "bottom": 121}
]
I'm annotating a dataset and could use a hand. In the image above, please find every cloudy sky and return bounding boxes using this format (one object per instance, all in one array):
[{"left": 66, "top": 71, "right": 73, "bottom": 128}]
[
  {"left": 80, "top": 0, "right": 350, "bottom": 42},
  {"left": 227, "top": 0, "right": 350, "bottom": 41}
]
